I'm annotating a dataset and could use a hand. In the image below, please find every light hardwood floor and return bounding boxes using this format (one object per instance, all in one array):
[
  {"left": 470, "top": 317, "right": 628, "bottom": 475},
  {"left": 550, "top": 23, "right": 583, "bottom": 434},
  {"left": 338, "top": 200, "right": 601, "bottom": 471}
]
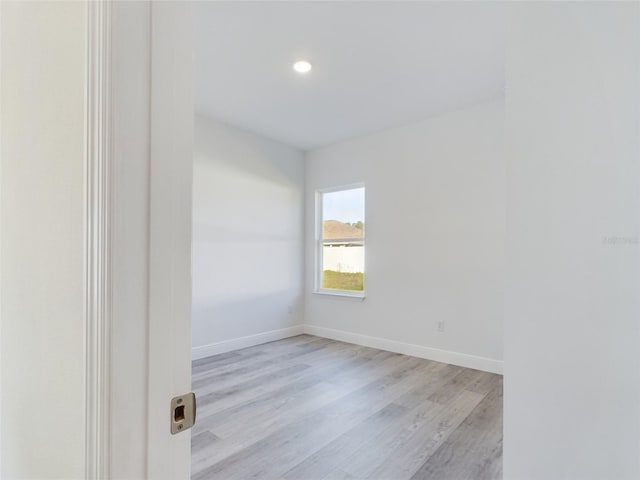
[{"left": 191, "top": 334, "right": 503, "bottom": 480}]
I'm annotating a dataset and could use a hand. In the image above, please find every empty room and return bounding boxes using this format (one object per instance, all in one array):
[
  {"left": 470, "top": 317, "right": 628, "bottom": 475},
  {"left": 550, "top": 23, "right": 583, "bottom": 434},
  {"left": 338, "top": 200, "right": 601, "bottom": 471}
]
[
  {"left": 190, "top": 2, "right": 504, "bottom": 478},
  {"left": 1, "top": 1, "right": 638, "bottom": 480}
]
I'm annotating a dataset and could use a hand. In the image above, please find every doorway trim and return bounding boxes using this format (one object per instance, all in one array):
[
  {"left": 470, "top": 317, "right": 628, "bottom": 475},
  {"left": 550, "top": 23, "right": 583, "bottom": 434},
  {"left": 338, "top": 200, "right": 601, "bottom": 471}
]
[{"left": 84, "top": 1, "right": 112, "bottom": 478}]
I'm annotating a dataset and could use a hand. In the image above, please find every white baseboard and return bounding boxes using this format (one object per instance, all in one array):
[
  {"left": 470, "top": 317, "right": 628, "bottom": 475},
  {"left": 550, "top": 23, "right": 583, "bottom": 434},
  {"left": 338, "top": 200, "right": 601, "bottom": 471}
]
[
  {"left": 303, "top": 325, "right": 503, "bottom": 375},
  {"left": 192, "top": 325, "right": 305, "bottom": 361},
  {"left": 191, "top": 323, "right": 503, "bottom": 374}
]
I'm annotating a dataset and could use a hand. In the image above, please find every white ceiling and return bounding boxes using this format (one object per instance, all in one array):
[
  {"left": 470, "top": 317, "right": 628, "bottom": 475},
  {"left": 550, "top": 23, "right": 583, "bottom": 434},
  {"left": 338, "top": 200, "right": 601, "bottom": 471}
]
[{"left": 194, "top": 2, "right": 505, "bottom": 151}]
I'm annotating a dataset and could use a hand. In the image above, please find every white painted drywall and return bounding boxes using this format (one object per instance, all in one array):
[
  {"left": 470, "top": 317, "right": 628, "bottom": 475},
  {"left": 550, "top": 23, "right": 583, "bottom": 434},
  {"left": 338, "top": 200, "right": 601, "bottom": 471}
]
[
  {"left": 304, "top": 100, "right": 505, "bottom": 371},
  {"left": 192, "top": 116, "right": 305, "bottom": 359},
  {"left": 505, "top": 3, "right": 640, "bottom": 479},
  {"left": 193, "top": 2, "right": 505, "bottom": 150},
  {"left": 0, "top": 1, "right": 87, "bottom": 477}
]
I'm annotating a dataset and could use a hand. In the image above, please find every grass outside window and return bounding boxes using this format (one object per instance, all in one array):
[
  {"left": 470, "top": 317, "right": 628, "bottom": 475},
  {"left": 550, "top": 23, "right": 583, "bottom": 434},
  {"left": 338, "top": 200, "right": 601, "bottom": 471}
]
[{"left": 322, "top": 270, "right": 364, "bottom": 291}]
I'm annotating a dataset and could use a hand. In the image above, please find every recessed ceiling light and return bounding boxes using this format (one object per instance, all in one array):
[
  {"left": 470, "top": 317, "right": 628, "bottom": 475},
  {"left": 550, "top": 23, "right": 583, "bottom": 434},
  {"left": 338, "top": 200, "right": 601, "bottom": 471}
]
[{"left": 293, "top": 60, "right": 312, "bottom": 74}]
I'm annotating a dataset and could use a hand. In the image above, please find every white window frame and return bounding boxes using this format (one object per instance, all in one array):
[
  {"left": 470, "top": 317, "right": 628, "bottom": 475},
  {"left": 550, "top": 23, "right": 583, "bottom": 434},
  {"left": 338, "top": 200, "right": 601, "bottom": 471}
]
[{"left": 315, "top": 183, "right": 366, "bottom": 299}]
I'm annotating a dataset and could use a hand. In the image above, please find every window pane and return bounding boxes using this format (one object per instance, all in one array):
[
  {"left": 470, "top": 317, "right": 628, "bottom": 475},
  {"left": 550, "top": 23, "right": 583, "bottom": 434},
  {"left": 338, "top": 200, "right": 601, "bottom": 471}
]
[
  {"left": 321, "top": 187, "right": 365, "bottom": 292},
  {"left": 322, "top": 187, "right": 365, "bottom": 239},
  {"left": 322, "top": 243, "right": 364, "bottom": 291}
]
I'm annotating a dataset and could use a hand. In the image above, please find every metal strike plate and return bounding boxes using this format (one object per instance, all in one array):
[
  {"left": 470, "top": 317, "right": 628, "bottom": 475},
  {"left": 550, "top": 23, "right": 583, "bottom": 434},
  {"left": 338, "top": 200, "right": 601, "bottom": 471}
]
[{"left": 170, "top": 392, "right": 196, "bottom": 434}]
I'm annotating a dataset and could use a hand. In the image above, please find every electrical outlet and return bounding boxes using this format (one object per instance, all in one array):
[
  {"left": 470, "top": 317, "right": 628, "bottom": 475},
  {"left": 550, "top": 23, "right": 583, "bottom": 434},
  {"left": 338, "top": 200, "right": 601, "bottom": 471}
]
[{"left": 437, "top": 320, "right": 445, "bottom": 332}]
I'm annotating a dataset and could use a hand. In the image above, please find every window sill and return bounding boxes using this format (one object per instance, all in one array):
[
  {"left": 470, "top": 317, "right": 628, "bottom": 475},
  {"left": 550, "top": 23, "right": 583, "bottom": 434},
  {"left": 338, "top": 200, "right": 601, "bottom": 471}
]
[{"left": 313, "top": 290, "right": 366, "bottom": 301}]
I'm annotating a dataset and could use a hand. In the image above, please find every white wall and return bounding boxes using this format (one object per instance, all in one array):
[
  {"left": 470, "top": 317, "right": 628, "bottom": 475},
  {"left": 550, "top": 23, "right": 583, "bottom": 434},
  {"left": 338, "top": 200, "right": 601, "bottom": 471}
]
[
  {"left": 505, "top": 3, "right": 640, "bottom": 479},
  {"left": 305, "top": 100, "right": 505, "bottom": 373},
  {"left": 0, "top": 1, "right": 87, "bottom": 477},
  {"left": 192, "top": 116, "right": 305, "bottom": 359}
]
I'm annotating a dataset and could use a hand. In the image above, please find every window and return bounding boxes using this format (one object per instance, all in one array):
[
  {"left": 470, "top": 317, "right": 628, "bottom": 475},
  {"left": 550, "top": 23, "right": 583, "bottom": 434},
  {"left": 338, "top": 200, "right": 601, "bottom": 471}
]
[{"left": 316, "top": 185, "right": 365, "bottom": 296}]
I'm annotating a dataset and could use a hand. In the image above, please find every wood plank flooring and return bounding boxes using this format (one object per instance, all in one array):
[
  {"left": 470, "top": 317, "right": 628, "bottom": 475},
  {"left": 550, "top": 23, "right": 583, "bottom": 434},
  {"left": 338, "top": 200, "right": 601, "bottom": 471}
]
[{"left": 191, "top": 334, "right": 503, "bottom": 480}]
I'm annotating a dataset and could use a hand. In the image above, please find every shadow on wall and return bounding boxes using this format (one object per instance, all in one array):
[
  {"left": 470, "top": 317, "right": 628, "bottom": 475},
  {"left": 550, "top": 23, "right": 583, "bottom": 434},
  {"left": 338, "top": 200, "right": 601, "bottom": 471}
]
[
  {"left": 191, "top": 290, "right": 303, "bottom": 347},
  {"left": 192, "top": 114, "right": 305, "bottom": 355}
]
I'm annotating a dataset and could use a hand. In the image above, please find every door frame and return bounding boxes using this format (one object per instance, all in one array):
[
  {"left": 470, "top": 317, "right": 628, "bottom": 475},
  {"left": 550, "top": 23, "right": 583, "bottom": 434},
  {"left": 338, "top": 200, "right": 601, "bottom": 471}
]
[
  {"left": 84, "top": 1, "right": 194, "bottom": 478},
  {"left": 146, "top": 3, "right": 194, "bottom": 478},
  {"left": 84, "top": 1, "right": 112, "bottom": 478}
]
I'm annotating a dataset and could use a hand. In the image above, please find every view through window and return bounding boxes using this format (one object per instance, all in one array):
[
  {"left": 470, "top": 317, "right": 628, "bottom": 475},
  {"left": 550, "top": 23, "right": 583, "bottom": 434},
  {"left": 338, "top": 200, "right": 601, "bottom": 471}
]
[{"left": 318, "top": 186, "right": 365, "bottom": 293}]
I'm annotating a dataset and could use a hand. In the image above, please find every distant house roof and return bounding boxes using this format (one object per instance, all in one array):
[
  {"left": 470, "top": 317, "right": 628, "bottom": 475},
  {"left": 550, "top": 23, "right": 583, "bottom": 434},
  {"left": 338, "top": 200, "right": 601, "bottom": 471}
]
[{"left": 323, "top": 220, "right": 363, "bottom": 240}]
